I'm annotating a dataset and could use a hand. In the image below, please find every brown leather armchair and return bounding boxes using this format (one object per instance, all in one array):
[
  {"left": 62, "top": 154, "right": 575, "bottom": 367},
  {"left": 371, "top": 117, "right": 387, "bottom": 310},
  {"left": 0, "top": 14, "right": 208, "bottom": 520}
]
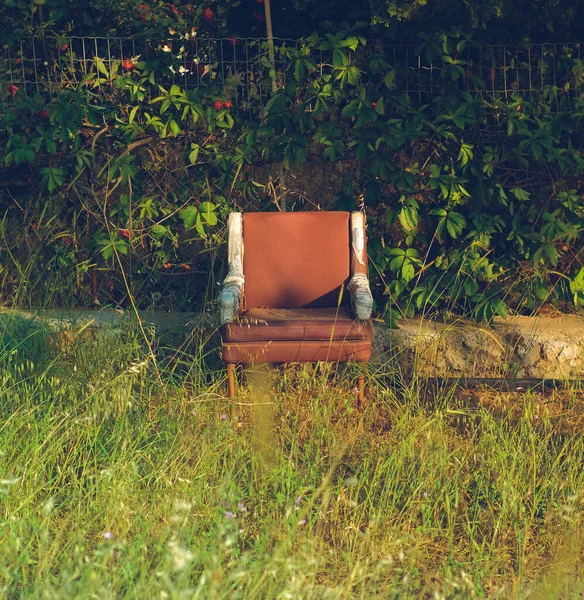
[{"left": 218, "top": 211, "right": 374, "bottom": 403}]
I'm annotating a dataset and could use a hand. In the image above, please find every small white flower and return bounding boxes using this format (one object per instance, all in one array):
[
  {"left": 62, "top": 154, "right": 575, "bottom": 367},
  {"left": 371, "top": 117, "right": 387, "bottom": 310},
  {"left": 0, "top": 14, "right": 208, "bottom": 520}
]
[
  {"left": 167, "top": 539, "right": 194, "bottom": 571},
  {"left": 102, "top": 531, "right": 114, "bottom": 540}
]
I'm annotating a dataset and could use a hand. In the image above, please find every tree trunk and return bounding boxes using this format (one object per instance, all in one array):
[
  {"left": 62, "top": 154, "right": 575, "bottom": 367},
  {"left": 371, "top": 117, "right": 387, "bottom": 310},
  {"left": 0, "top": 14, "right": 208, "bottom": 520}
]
[{"left": 263, "top": 0, "right": 277, "bottom": 95}]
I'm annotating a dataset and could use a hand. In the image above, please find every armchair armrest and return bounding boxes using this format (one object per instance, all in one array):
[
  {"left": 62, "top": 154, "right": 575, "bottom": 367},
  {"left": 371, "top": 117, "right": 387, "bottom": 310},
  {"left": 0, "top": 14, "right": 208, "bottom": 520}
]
[
  {"left": 219, "top": 213, "right": 245, "bottom": 324},
  {"left": 348, "top": 272, "right": 373, "bottom": 321},
  {"left": 349, "top": 212, "right": 373, "bottom": 321}
]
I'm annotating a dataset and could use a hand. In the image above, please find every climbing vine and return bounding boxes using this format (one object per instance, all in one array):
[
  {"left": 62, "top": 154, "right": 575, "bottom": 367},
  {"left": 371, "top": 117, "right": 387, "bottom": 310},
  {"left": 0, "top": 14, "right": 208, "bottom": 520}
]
[{"left": 1, "top": 27, "right": 584, "bottom": 321}]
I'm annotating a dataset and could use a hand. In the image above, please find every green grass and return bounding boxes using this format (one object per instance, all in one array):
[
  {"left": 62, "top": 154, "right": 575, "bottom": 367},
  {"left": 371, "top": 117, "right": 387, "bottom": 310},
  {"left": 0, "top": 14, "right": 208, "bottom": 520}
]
[{"left": 1, "top": 314, "right": 584, "bottom": 599}]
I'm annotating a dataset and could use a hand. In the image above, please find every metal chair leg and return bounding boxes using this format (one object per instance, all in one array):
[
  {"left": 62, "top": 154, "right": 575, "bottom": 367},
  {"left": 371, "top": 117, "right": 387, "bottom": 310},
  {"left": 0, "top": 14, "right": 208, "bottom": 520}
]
[{"left": 227, "top": 363, "right": 236, "bottom": 398}]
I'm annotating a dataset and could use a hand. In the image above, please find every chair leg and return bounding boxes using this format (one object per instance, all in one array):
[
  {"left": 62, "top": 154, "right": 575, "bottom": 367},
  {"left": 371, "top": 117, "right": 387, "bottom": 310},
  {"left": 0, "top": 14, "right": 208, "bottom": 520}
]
[
  {"left": 227, "top": 363, "right": 236, "bottom": 399},
  {"left": 357, "top": 373, "right": 365, "bottom": 409}
]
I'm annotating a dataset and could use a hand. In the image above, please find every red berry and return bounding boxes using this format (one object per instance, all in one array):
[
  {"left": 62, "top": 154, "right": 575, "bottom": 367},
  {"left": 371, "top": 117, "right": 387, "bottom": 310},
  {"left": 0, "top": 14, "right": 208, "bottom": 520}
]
[
  {"left": 119, "top": 229, "right": 130, "bottom": 239},
  {"left": 7, "top": 84, "right": 18, "bottom": 96},
  {"left": 204, "top": 6, "right": 213, "bottom": 20},
  {"left": 105, "top": 280, "right": 114, "bottom": 291},
  {"left": 224, "top": 100, "right": 233, "bottom": 109},
  {"left": 371, "top": 101, "right": 377, "bottom": 108},
  {"left": 60, "top": 43, "right": 68, "bottom": 52},
  {"left": 38, "top": 109, "right": 50, "bottom": 120},
  {"left": 122, "top": 59, "right": 136, "bottom": 71},
  {"left": 213, "top": 100, "right": 224, "bottom": 110}
]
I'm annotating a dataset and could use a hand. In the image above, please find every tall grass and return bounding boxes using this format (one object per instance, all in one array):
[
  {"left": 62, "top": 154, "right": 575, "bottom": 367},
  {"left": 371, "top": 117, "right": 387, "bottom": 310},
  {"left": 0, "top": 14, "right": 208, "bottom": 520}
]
[{"left": 0, "top": 313, "right": 583, "bottom": 598}]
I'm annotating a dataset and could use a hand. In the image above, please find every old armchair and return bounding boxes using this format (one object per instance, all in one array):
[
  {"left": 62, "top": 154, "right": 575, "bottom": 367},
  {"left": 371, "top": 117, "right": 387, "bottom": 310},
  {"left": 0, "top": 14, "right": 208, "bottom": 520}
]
[{"left": 218, "top": 211, "right": 374, "bottom": 403}]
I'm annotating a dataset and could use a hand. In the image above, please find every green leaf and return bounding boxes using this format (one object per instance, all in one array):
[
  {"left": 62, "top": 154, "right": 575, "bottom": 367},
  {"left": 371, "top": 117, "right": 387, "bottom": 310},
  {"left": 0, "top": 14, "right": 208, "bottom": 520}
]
[
  {"left": 95, "top": 57, "right": 109, "bottom": 78},
  {"left": 398, "top": 205, "right": 418, "bottom": 232},
  {"left": 332, "top": 49, "right": 348, "bottom": 69},
  {"left": 129, "top": 106, "right": 140, "bottom": 125},
  {"left": 512, "top": 188, "right": 531, "bottom": 201},
  {"left": 189, "top": 145, "right": 200, "bottom": 165},
  {"left": 151, "top": 224, "right": 167, "bottom": 240},
  {"left": 180, "top": 206, "right": 199, "bottom": 229},
  {"left": 402, "top": 261, "right": 415, "bottom": 283},
  {"left": 457, "top": 142, "right": 474, "bottom": 166},
  {"left": 347, "top": 66, "right": 361, "bottom": 85},
  {"left": 374, "top": 97, "right": 385, "bottom": 115},
  {"left": 384, "top": 70, "right": 396, "bottom": 90},
  {"left": 199, "top": 202, "right": 217, "bottom": 226}
]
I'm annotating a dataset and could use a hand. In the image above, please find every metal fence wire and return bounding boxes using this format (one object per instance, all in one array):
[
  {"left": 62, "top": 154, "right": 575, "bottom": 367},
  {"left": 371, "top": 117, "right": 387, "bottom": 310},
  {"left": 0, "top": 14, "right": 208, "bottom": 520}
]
[{"left": 1, "top": 36, "right": 583, "bottom": 112}]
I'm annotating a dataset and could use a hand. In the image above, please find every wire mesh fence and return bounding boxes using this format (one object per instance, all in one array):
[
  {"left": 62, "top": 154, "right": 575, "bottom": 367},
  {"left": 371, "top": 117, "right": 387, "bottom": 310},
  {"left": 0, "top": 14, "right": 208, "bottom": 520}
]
[{"left": 1, "top": 36, "right": 584, "bottom": 112}]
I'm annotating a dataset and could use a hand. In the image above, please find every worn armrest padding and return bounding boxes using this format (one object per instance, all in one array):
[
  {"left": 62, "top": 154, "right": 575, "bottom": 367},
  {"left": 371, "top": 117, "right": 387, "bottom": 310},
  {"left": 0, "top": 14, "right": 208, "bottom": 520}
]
[
  {"left": 348, "top": 212, "right": 373, "bottom": 321},
  {"left": 219, "top": 213, "right": 245, "bottom": 324}
]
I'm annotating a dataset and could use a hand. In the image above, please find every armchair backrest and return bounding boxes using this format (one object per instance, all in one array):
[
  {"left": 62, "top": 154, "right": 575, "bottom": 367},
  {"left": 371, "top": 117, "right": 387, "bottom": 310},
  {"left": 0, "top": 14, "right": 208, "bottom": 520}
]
[{"left": 242, "top": 211, "right": 351, "bottom": 309}]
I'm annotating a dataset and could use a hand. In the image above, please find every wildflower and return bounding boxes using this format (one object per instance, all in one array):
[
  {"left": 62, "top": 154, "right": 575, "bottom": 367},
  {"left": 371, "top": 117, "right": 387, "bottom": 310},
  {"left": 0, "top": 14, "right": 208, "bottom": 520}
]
[
  {"left": 221, "top": 413, "right": 228, "bottom": 421},
  {"left": 60, "top": 43, "right": 68, "bottom": 52},
  {"left": 167, "top": 539, "right": 194, "bottom": 571},
  {"left": 161, "top": 262, "right": 173, "bottom": 270},
  {"left": 122, "top": 59, "right": 136, "bottom": 71},
  {"left": 204, "top": 7, "right": 213, "bottom": 21},
  {"left": 102, "top": 531, "right": 114, "bottom": 540},
  {"left": 237, "top": 501, "right": 247, "bottom": 513},
  {"left": 43, "top": 497, "right": 55, "bottom": 514},
  {"left": 297, "top": 519, "right": 306, "bottom": 526},
  {"left": 351, "top": 386, "right": 359, "bottom": 396},
  {"left": 224, "top": 100, "right": 233, "bottom": 109},
  {"left": 224, "top": 510, "right": 236, "bottom": 519},
  {"left": 119, "top": 228, "right": 129, "bottom": 238},
  {"left": 179, "top": 263, "right": 191, "bottom": 270},
  {"left": 213, "top": 100, "right": 224, "bottom": 110},
  {"left": 7, "top": 84, "right": 18, "bottom": 96}
]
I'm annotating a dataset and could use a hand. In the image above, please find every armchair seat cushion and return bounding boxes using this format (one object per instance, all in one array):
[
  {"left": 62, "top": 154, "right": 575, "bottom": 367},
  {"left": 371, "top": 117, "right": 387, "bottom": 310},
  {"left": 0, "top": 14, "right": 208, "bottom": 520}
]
[
  {"left": 221, "top": 307, "right": 373, "bottom": 365},
  {"left": 221, "top": 307, "right": 372, "bottom": 342}
]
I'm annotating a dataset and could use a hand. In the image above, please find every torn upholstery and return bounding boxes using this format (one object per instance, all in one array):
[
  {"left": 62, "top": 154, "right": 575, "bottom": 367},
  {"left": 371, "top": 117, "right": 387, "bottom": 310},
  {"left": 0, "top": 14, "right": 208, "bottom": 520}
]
[
  {"left": 348, "top": 212, "right": 373, "bottom": 321},
  {"left": 218, "top": 212, "right": 244, "bottom": 323}
]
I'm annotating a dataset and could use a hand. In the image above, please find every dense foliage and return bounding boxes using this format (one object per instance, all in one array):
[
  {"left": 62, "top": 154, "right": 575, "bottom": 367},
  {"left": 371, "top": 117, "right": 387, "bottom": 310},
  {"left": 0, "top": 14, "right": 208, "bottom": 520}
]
[
  {"left": 4, "top": 0, "right": 584, "bottom": 43},
  {"left": 2, "top": 25, "right": 584, "bottom": 321}
]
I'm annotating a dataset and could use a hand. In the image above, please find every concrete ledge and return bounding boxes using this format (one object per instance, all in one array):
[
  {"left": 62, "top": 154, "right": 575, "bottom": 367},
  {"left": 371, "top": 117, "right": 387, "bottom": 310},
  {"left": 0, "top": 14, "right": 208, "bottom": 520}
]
[
  {"left": 2, "top": 309, "right": 583, "bottom": 379},
  {"left": 374, "top": 315, "right": 584, "bottom": 379}
]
